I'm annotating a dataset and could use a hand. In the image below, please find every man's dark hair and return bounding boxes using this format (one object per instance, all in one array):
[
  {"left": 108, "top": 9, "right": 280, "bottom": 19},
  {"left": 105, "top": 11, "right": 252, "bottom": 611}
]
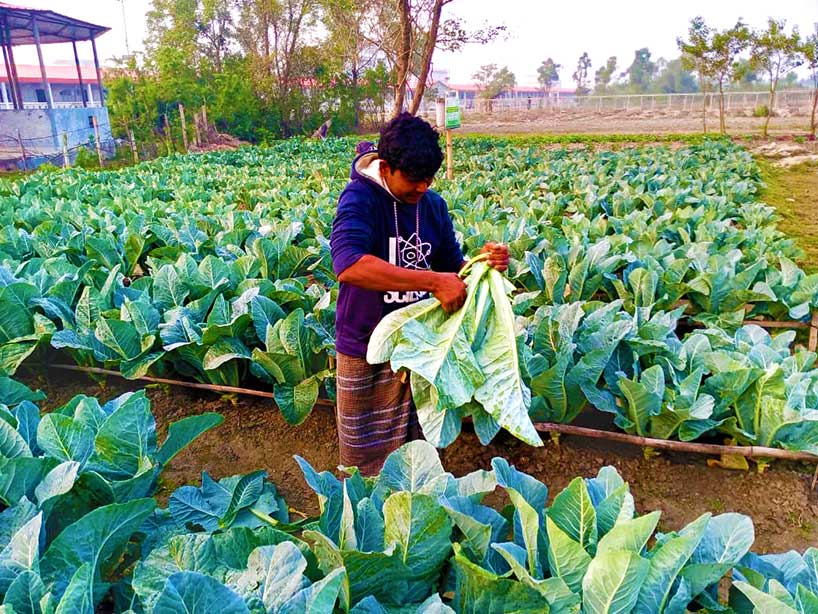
[{"left": 377, "top": 112, "right": 443, "bottom": 181}]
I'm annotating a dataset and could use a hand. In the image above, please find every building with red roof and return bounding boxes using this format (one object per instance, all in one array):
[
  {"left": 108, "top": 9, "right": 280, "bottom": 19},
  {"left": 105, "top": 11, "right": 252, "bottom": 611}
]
[{"left": 0, "top": 2, "right": 111, "bottom": 167}]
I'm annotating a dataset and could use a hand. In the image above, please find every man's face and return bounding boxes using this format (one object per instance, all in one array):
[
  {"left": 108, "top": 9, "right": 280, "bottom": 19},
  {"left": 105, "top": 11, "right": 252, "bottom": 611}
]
[{"left": 381, "top": 162, "right": 434, "bottom": 205}]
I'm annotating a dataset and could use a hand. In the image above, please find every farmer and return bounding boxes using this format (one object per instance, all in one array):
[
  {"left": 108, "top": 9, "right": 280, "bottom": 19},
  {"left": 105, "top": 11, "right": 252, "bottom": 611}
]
[{"left": 330, "top": 112, "right": 508, "bottom": 475}]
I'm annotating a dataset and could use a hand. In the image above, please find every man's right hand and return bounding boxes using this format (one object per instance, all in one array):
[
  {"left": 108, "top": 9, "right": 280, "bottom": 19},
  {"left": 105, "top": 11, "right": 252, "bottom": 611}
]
[{"left": 432, "top": 273, "right": 467, "bottom": 314}]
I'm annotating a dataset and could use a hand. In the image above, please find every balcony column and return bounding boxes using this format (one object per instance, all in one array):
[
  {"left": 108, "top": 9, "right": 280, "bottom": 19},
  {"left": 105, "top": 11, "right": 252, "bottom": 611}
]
[
  {"left": 72, "top": 41, "right": 87, "bottom": 107},
  {"left": 3, "top": 18, "right": 21, "bottom": 109},
  {"left": 32, "top": 17, "right": 54, "bottom": 109},
  {"left": 91, "top": 32, "right": 104, "bottom": 105}
]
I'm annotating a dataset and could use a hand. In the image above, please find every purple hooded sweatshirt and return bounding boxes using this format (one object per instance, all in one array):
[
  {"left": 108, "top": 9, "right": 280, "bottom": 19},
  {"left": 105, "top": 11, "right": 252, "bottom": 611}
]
[{"left": 330, "top": 151, "right": 464, "bottom": 358}]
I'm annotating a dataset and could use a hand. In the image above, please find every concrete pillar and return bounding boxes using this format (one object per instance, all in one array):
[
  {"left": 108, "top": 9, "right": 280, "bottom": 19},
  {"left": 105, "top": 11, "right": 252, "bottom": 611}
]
[
  {"left": 3, "top": 19, "right": 21, "bottom": 109},
  {"left": 32, "top": 18, "right": 53, "bottom": 109},
  {"left": 91, "top": 34, "right": 105, "bottom": 105},
  {"left": 72, "top": 41, "right": 87, "bottom": 107}
]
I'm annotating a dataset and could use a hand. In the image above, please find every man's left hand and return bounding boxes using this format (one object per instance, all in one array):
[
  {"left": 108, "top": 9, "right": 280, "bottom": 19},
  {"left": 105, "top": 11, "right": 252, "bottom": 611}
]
[{"left": 480, "top": 242, "right": 509, "bottom": 272}]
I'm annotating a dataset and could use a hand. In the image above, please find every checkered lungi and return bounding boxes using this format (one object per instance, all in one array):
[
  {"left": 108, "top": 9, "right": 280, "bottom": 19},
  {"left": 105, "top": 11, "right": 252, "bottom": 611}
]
[{"left": 335, "top": 352, "right": 422, "bottom": 476}]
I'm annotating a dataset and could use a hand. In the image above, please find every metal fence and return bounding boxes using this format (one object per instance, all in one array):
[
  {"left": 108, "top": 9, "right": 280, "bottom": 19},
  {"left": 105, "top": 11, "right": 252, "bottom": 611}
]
[{"left": 461, "top": 89, "right": 816, "bottom": 115}]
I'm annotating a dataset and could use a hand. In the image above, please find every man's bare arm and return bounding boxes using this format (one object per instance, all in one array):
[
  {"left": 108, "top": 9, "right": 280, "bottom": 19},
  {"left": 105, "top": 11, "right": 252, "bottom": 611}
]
[{"left": 338, "top": 255, "right": 467, "bottom": 313}]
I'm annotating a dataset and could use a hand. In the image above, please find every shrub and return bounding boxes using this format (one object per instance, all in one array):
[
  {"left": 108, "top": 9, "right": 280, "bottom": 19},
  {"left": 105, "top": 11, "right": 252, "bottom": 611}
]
[{"left": 753, "top": 104, "right": 770, "bottom": 118}]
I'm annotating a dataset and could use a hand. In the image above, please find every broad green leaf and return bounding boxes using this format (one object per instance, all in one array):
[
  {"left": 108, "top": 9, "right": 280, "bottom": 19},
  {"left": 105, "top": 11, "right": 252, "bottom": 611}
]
[
  {"left": 89, "top": 391, "right": 156, "bottom": 479},
  {"left": 40, "top": 499, "right": 156, "bottom": 602},
  {"left": 54, "top": 563, "right": 94, "bottom": 614},
  {"left": 156, "top": 413, "right": 223, "bottom": 466},
  {"left": 582, "top": 550, "right": 650, "bottom": 614},
  {"left": 633, "top": 513, "right": 709, "bottom": 614},
  {"left": 596, "top": 512, "right": 660, "bottom": 555},
  {"left": 0, "top": 420, "right": 30, "bottom": 459},
  {"left": 383, "top": 492, "right": 453, "bottom": 602},
  {"left": 549, "top": 477, "right": 597, "bottom": 553},
  {"left": 732, "top": 580, "right": 799, "bottom": 614},
  {"left": 546, "top": 516, "right": 591, "bottom": 594},
  {"left": 34, "top": 461, "right": 80, "bottom": 505},
  {"left": 452, "top": 543, "right": 551, "bottom": 614},
  {"left": 377, "top": 440, "right": 449, "bottom": 496},
  {"left": 153, "top": 571, "right": 250, "bottom": 614},
  {"left": 36, "top": 414, "right": 93, "bottom": 466}
]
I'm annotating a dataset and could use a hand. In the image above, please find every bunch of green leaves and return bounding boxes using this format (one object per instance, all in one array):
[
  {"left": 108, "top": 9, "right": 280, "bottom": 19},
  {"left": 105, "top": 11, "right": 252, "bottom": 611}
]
[
  {"left": 0, "top": 379, "right": 221, "bottom": 613},
  {"left": 367, "top": 261, "right": 540, "bottom": 448}
]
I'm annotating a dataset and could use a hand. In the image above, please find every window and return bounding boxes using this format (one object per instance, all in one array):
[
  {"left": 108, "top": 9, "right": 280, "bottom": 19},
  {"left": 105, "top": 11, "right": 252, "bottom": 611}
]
[
  {"left": 35, "top": 89, "right": 46, "bottom": 103},
  {"left": 88, "top": 116, "right": 94, "bottom": 129}
]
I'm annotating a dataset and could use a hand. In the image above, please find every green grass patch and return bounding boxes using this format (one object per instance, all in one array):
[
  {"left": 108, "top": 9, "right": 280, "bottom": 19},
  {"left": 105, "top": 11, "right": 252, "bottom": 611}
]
[
  {"left": 758, "top": 159, "right": 818, "bottom": 273},
  {"left": 454, "top": 132, "right": 726, "bottom": 145}
]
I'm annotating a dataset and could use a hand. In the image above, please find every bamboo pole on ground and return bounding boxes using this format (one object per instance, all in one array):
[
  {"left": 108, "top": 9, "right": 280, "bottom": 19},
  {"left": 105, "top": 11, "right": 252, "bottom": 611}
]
[
  {"left": 533, "top": 423, "right": 818, "bottom": 463},
  {"left": 62, "top": 131, "right": 69, "bottom": 168},
  {"left": 201, "top": 104, "right": 208, "bottom": 143},
  {"left": 17, "top": 129, "right": 26, "bottom": 170},
  {"left": 163, "top": 114, "right": 173, "bottom": 155},
  {"left": 128, "top": 128, "right": 139, "bottom": 164},
  {"left": 49, "top": 364, "right": 336, "bottom": 406},
  {"left": 446, "top": 130, "right": 453, "bottom": 180},
  {"left": 192, "top": 111, "right": 201, "bottom": 148},
  {"left": 179, "top": 103, "right": 189, "bottom": 151},
  {"left": 91, "top": 116, "right": 103, "bottom": 167},
  {"left": 46, "top": 362, "right": 818, "bottom": 465}
]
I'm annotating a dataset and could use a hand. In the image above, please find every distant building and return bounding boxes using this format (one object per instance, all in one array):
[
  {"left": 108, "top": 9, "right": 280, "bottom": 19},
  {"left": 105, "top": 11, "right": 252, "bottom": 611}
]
[
  {"left": 0, "top": 63, "right": 104, "bottom": 108},
  {"left": 434, "top": 83, "right": 577, "bottom": 109},
  {"left": 0, "top": 2, "right": 112, "bottom": 169},
  {"left": 406, "top": 76, "right": 577, "bottom": 112}
]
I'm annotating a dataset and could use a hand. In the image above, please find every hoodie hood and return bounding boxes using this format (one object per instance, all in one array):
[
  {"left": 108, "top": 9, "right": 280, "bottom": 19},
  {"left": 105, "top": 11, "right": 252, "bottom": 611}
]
[{"left": 350, "top": 151, "right": 401, "bottom": 202}]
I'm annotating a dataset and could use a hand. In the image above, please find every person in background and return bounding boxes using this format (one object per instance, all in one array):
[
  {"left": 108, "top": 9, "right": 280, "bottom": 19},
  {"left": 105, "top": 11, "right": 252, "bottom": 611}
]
[{"left": 330, "top": 112, "right": 509, "bottom": 475}]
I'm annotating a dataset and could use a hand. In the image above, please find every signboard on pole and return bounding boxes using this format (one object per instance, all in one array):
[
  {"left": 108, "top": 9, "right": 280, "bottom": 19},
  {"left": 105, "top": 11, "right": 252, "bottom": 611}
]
[{"left": 445, "top": 94, "right": 461, "bottom": 129}]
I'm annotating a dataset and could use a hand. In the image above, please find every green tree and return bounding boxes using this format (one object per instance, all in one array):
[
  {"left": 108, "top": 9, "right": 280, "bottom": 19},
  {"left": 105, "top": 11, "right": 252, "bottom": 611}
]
[
  {"left": 750, "top": 18, "right": 803, "bottom": 137},
  {"left": 652, "top": 57, "right": 697, "bottom": 93},
  {"left": 733, "top": 58, "right": 760, "bottom": 88},
  {"left": 572, "top": 52, "right": 592, "bottom": 96},
  {"left": 626, "top": 47, "right": 656, "bottom": 92},
  {"left": 709, "top": 20, "right": 751, "bottom": 134},
  {"left": 383, "top": 0, "right": 505, "bottom": 117},
  {"left": 472, "top": 64, "right": 516, "bottom": 99},
  {"left": 537, "top": 57, "right": 561, "bottom": 97},
  {"left": 235, "top": 0, "right": 325, "bottom": 137},
  {"left": 323, "top": 0, "right": 382, "bottom": 130},
  {"left": 594, "top": 56, "right": 617, "bottom": 94},
  {"left": 678, "top": 16, "right": 749, "bottom": 134},
  {"left": 678, "top": 16, "right": 713, "bottom": 132}
]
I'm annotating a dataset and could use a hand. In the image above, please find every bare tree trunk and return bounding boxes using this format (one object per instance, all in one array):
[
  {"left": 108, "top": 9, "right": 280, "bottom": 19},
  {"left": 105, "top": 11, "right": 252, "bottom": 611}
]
[
  {"left": 409, "top": 0, "right": 445, "bottom": 115},
  {"left": 763, "top": 83, "right": 775, "bottom": 138},
  {"left": 718, "top": 80, "right": 725, "bottom": 134},
  {"left": 811, "top": 86, "right": 818, "bottom": 138},
  {"left": 701, "top": 80, "right": 707, "bottom": 134},
  {"left": 392, "top": 0, "right": 411, "bottom": 118},
  {"left": 352, "top": 66, "right": 360, "bottom": 129}
]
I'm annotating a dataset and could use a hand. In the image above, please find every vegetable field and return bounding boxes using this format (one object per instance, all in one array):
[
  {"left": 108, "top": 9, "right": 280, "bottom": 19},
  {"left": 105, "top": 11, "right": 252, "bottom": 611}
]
[
  {"left": 3, "top": 138, "right": 818, "bottom": 454},
  {"left": 2, "top": 136, "right": 818, "bottom": 612}
]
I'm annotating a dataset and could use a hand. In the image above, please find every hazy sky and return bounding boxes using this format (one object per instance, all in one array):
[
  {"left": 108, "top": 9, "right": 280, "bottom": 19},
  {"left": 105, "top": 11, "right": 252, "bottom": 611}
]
[{"left": 14, "top": 0, "right": 818, "bottom": 85}]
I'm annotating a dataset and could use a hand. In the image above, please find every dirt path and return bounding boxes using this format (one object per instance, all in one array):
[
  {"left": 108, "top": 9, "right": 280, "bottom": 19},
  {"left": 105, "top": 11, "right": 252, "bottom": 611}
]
[
  {"left": 461, "top": 108, "right": 811, "bottom": 136},
  {"left": 24, "top": 367, "right": 818, "bottom": 555}
]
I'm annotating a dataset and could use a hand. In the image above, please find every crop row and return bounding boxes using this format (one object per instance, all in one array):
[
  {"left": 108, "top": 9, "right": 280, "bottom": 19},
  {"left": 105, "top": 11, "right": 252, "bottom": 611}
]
[
  {"left": 1, "top": 138, "right": 817, "bottom": 455},
  {"left": 0, "top": 380, "right": 814, "bottom": 613}
]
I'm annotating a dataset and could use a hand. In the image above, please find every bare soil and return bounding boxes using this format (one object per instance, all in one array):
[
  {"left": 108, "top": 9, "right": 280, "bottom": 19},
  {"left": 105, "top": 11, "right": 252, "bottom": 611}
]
[
  {"left": 22, "top": 366, "right": 818, "bottom": 555},
  {"left": 461, "top": 108, "right": 812, "bottom": 136}
]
